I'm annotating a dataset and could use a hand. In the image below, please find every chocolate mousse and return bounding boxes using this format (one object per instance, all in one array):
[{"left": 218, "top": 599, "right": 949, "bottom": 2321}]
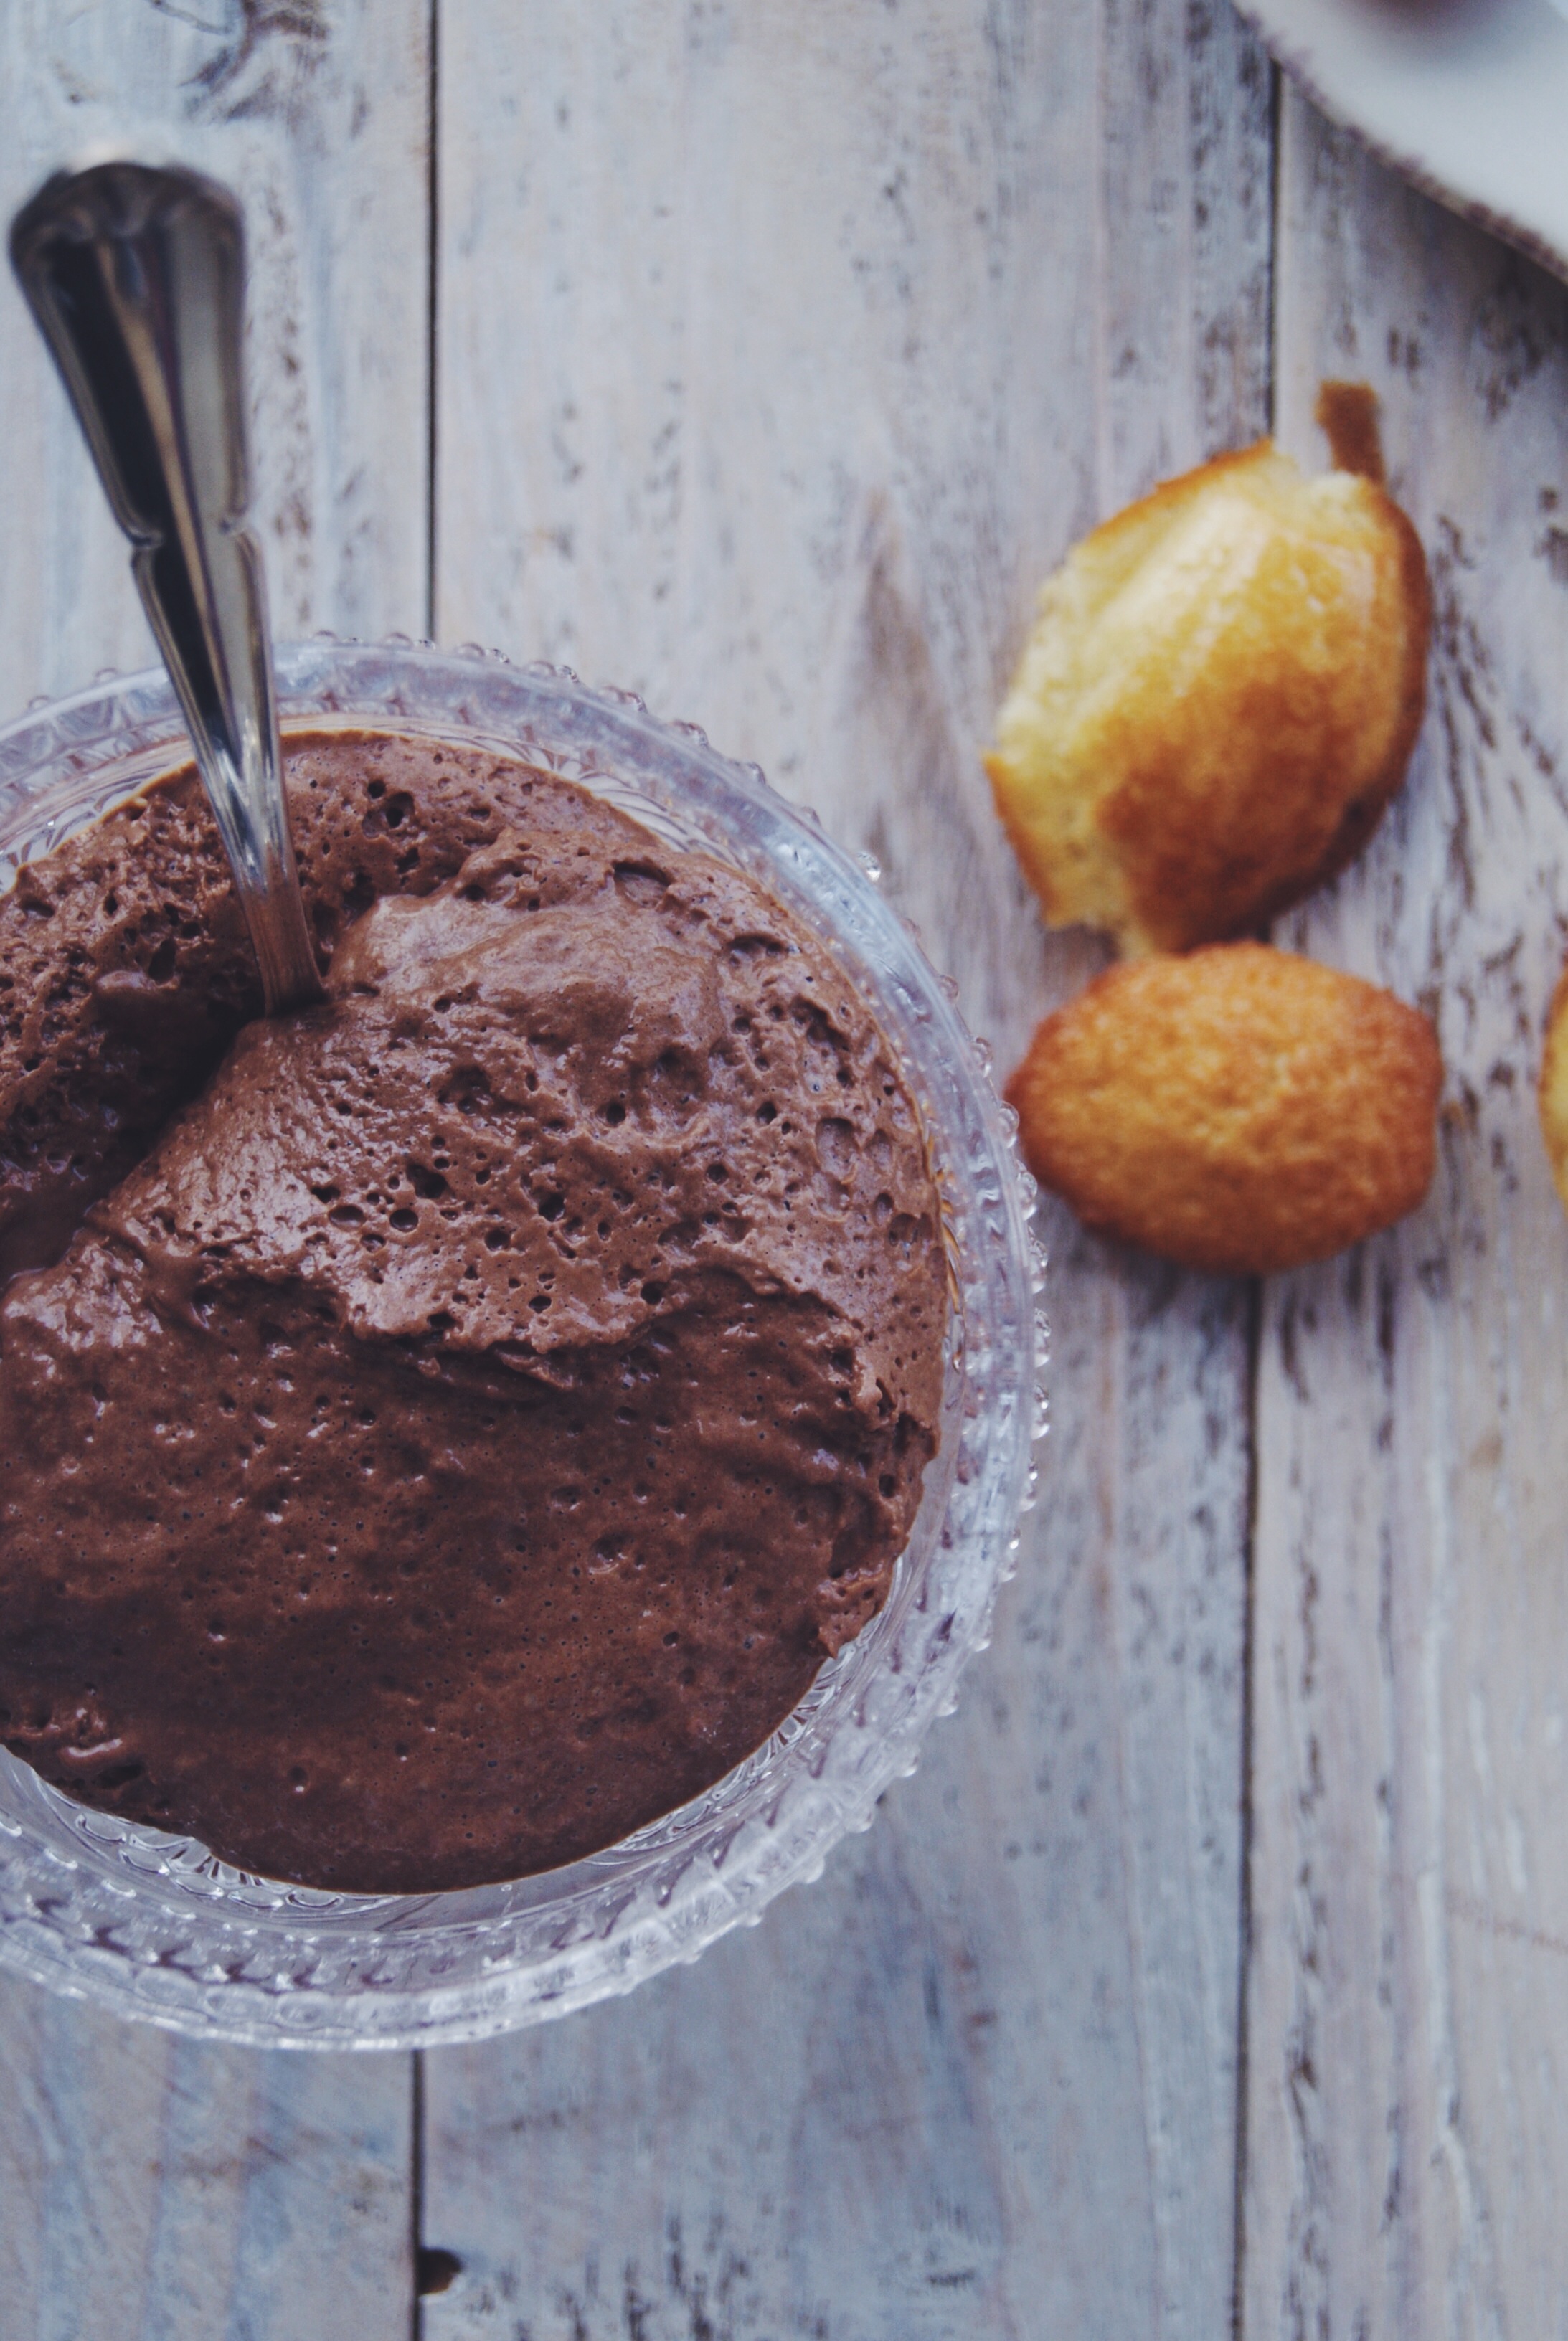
[{"left": 0, "top": 733, "right": 945, "bottom": 1891}]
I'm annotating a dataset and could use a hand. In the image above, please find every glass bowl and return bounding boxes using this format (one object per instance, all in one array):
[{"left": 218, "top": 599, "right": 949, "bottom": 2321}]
[{"left": 0, "top": 639, "right": 1043, "bottom": 2049}]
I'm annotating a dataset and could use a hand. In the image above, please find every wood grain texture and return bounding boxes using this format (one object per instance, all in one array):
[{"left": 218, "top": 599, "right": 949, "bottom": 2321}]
[
  {"left": 1243, "top": 91, "right": 1568, "bottom": 2341},
  {"left": 0, "top": 5, "right": 429, "bottom": 2337},
  {"left": 425, "top": 4, "right": 1270, "bottom": 2335},
  {"left": 0, "top": 1975, "right": 412, "bottom": 2341},
  {"left": 0, "top": 0, "right": 432, "bottom": 709}
]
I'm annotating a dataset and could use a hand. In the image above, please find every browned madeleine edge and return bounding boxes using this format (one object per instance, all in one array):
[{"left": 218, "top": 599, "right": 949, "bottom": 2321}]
[
  {"left": 1239, "top": 483, "right": 1432, "bottom": 936},
  {"left": 1539, "top": 951, "right": 1568, "bottom": 1214}
]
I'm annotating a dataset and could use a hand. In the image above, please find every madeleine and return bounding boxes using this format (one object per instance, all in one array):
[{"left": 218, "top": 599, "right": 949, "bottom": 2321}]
[
  {"left": 985, "top": 427, "right": 1430, "bottom": 955},
  {"left": 1008, "top": 943, "right": 1442, "bottom": 1274},
  {"left": 1541, "top": 959, "right": 1568, "bottom": 1216}
]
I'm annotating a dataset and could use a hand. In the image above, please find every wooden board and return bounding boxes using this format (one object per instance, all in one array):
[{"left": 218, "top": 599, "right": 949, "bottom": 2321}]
[
  {"left": 0, "top": 1984, "right": 412, "bottom": 2341},
  {"left": 1243, "top": 91, "right": 1568, "bottom": 2341},
  {"left": 423, "top": 3, "right": 1270, "bottom": 2333},
  {"left": 0, "top": 5, "right": 428, "bottom": 2336},
  {"left": 11, "top": 9, "right": 1566, "bottom": 2336}
]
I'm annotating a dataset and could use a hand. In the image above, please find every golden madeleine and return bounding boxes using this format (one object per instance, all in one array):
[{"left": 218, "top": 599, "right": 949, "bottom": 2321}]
[
  {"left": 1541, "top": 957, "right": 1568, "bottom": 1216},
  {"left": 985, "top": 425, "right": 1430, "bottom": 955},
  {"left": 1007, "top": 943, "right": 1441, "bottom": 1274}
]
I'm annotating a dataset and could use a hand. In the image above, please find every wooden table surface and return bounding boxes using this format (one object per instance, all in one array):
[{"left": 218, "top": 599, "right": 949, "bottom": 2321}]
[{"left": 1, "top": 4, "right": 1565, "bottom": 2335}]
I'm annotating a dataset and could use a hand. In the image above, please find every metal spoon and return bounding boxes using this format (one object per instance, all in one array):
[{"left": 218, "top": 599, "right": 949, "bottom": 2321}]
[{"left": 9, "top": 161, "right": 323, "bottom": 1016}]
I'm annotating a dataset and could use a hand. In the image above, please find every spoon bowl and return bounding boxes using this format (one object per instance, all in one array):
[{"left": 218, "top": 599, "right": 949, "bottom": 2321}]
[{"left": 10, "top": 161, "right": 322, "bottom": 1015}]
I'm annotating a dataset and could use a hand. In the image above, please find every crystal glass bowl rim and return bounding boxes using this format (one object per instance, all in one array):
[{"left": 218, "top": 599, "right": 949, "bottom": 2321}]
[{"left": 0, "top": 638, "right": 1043, "bottom": 2049}]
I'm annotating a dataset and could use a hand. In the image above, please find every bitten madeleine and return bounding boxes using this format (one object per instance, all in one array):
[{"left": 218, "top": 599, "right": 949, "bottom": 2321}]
[
  {"left": 1007, "top": 943, "right": 1441, "bottom": 1274},
  {"left": 1541, "top": 958, "right": 1568, "bottom": 1217},
  {"left": 985, "top": 417, "right": 1430, "bottom": 956}
]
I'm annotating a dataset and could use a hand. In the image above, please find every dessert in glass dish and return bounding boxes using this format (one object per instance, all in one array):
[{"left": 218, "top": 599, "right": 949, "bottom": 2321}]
[{"left": 0, "top": 640, "right": 1042, "bottom": 2046}]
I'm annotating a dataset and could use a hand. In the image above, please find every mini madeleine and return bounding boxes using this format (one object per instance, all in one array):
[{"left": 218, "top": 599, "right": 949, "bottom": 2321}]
[
  {"left": 1008, "top": 943, "right": 1442, "bottom": 1274},
  {"left": 986, "top": 417, "right": 1430, "bottom": 957},
  {"left": 1540, "top": 958, "right": 1568, "bottom": 1216}
]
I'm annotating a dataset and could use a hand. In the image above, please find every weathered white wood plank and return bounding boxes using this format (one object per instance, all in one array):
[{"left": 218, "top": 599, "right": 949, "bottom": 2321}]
[
  {"left": 426, "top": 4, "right": 1270, "bottom": 2333},
  {"left": 0, "top": 1975, "right": 413, "bottom": 2341},
  {"left": 0, "top": 0, "right": 433, "bottom": 704},
  {"left": 0, "top": 6, "right": 429, "bottom": 2336},
  {"left": 1245, "top": 92, "right": 1568, "bottom": 2341}
]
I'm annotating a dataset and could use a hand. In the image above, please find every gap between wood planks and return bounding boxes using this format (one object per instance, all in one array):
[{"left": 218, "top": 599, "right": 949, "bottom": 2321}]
[
  {"left": 407, "top": 4, "right": 438, "bottom": 2326},
  {"left": 1232, "top": 1275, "right": 1266, "bottom": 2341},
  {"left": 1229, "top": 68, "right": 1284, "bottom": 2341},
  {"left": 412, "top": 2051, "right": 463, "bottom": 2323},
  {"left": 414, "top": 3, "right": 439, "bottom": 2330}
]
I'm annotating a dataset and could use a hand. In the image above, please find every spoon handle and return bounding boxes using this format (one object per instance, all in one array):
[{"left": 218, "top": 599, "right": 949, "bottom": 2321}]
[{"left": 10, "top": 161, "right": 323, "bottom": 1016}]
